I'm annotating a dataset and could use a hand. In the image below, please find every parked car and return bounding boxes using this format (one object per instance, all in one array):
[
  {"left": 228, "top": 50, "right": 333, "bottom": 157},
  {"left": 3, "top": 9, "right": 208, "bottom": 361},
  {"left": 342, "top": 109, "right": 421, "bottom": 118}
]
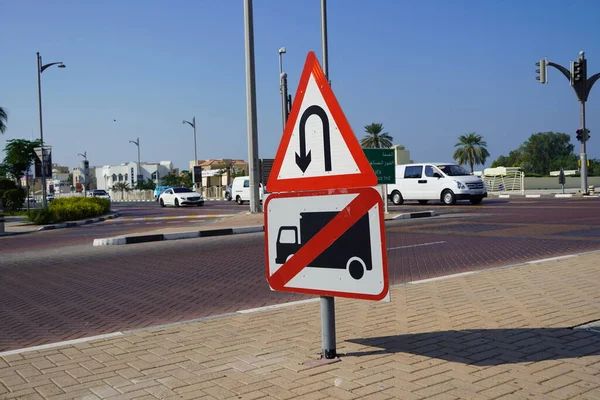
[
  {"left": 224, "top": 184, "right": 232, "bottom": 201},
  {"left": 386, "top": 163, "right": 487, "bottom": 205},
  {"left": 154, "top": 185, "right": 173, "bottom": 201},
  {"left": 158, "top": 187, "right": 204, "bottom": 207},
  {"left": 46, "top": 193, "right": 55, "bottom": 202},
  {"left": 88, "top": 189, "right": 111, "bottom": 200},
  {"left": 231, "top": 176, "right": 265, "bottom": 205}
]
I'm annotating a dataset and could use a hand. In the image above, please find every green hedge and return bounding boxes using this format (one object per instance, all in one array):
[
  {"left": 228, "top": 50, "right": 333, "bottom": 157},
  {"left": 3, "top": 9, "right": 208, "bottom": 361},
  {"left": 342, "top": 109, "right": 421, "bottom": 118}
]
[
  {"left": 26, "top": 197, "right": 111, "bottom": 225},
  {"left": 3, "top": 188, "right": 26, "bottom": 212}
]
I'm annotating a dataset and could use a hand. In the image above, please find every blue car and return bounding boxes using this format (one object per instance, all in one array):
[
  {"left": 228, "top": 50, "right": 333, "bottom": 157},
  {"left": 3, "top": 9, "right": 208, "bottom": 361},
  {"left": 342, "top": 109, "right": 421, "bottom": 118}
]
[{"left": 154, "top": 186, "right": 173, "bottom": 201}]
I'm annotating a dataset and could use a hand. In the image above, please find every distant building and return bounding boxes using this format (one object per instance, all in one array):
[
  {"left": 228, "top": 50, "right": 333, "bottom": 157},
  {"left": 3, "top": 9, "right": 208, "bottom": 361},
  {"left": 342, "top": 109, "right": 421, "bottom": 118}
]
[
  {"left": 95, "top": 161, "right": 174, "bottom": 190},
  {"left": 391, "top": 145, "right": 414, "bottom": 165},
  {"left": 189, "top": 159, "right": 249, "bottom": 187}
]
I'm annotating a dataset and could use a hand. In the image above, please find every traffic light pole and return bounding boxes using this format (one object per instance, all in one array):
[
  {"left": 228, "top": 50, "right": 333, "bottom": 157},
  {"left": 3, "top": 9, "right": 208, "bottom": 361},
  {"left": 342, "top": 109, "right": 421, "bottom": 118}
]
[{"left": 538, "top": 51, "right": 600, "bottom": 194}]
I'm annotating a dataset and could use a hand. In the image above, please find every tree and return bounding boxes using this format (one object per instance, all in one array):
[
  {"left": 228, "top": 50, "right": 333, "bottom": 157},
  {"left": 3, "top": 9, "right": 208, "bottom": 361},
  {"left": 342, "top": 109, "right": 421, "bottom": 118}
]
[
  {"left": 491, "top": 132, "right": 577, "bottom": 176},
  {"left": 112, "top": 182, "right": 131, "bottom": 193},
  {"left": 453, "top": 132, "right": 490, "bottom": 173},
  {"left": 360, "top": 123, "right": 393, "bottom": 149},
  {"left": 2, "top": 139, "right": 41, "bottom": 185},
  {"left": 0, "top": 107, "right": 7, "bottom": 134},
  {"left": 135, "top": 178, "right": 156, "bottom": 191},
  {"left": 160, "top": 173, "right": 182, "bottom": 187},
  {"left": 179, "top": 170, "right": 193, "bottom": 187}
]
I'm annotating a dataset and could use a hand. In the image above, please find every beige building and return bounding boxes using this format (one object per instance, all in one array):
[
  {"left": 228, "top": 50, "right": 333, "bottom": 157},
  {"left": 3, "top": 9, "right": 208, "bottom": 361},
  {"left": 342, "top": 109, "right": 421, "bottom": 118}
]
[
  {"left": 391, "top": 144, "right": 414, "bottom": 165},
  {"left": 189, "top": 159, "right": 249, "bottom": 198}
]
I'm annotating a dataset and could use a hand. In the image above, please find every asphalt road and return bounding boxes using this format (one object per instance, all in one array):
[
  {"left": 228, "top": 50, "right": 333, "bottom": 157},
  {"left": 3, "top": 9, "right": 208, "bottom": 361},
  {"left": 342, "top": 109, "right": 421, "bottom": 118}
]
[{"left": 1, "top": 197, "right": 599, "bottom": 352}]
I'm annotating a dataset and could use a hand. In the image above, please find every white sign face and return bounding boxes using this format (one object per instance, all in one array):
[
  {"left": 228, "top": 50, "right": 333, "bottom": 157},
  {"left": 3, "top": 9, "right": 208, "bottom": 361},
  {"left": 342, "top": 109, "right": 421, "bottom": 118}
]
[
  {"left": 276, "top": 74, "right": 360, "bottom": 181},
  {"left": 265, "top": 188, "right": 388, "bottom": 301}
]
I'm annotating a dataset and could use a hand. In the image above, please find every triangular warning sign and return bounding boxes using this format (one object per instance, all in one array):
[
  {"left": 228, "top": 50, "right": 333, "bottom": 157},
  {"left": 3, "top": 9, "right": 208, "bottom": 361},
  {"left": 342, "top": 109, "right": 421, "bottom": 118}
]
[{"left": 267, "top": 51, "right": 377, "bottom": 193}]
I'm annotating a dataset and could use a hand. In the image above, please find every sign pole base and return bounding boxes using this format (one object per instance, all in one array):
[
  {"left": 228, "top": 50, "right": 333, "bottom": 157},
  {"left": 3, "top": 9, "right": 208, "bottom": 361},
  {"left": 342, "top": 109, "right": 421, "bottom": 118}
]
[{"left": 320, "top": 296, "right": 336, "bottom": 359}]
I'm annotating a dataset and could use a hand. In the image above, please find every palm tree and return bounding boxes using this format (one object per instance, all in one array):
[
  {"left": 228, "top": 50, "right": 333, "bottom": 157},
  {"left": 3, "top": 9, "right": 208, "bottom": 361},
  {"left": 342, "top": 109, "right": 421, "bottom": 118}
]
[
  {"left": 453, "top": 132, "right": 490, "bottom": 173},
  {"left": 112, "top": 182, "right": 130, "bottom": 193},
  {"left": 0, "top": 107, "right": 7, "bottom": 134},
  {"left": 360, "top": 123, "right": 393, "bottom": 149}
]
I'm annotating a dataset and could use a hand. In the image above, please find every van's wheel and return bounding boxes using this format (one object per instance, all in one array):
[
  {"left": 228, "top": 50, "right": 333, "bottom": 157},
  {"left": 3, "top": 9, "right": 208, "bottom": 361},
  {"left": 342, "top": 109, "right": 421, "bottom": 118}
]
[
  {"left": 442, "top": 190, "right": 456, "bottom": 205},
  {"left": 174, "top": 199, "right": 180, "bottom": 207},
  {"left": 418, "top": 200, "right": 428, "bottom": 205},
  {"left": 236, "top": 196, "right": 243, "bottom": 205},
  {"left": 391, "top": 190, "right": 404, "bottom": 205},
  {"left": 159, "top": 199, "right": 165, "bottom": 208},
  {"left": 347, "top": 257, "right": 366, "bottom": 280}
]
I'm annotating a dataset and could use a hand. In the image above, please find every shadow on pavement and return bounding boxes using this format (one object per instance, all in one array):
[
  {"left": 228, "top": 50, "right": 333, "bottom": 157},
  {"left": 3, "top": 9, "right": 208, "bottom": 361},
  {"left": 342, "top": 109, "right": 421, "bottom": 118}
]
[{"left": 345, "top": 327, "right": 600, "bottom": 366}]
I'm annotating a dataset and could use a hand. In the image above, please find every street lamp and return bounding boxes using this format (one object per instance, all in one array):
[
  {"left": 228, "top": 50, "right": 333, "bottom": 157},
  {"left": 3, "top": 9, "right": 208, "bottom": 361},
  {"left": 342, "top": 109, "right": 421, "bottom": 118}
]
[
  {"left": 278, "top": 47, "right": 289, "bottom": 131},
  {"left": 182, "top": 117, "right": 198, "bottom": 188},
  {"left": 536, "top": 50, "right": 600, "bottom": 194},
  {"left": 37, "top": 52, "right": 65, "bottom": 207},
  {"left": 77, "top": 152, "right": 88, "bottom": 197},
  {"left": 129, "top": 137, "right": 141, "bottom": 184}
]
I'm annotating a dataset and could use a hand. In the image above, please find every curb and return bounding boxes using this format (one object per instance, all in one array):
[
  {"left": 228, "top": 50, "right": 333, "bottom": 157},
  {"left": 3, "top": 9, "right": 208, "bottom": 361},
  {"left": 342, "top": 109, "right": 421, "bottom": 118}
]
[
  {"left": 93, "top": 226, "right": 264, "bottom": 246},
  {"left": 393, "top": 210, "right": 437, "bottom": 220},
  {"left": 37, "top": 212, "right": 121, "bottom": 231},
  {"left": 92, "top": 211, "right": 437, "bottom": 247},
  {"left": 492, "top": 193, "right": 594, "bottom": 198}
]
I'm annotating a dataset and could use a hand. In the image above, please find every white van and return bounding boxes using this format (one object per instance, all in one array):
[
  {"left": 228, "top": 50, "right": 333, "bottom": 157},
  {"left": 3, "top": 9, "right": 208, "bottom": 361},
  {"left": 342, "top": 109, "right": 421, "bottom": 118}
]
[
  {"left": 231, "top": 176, "right": 266, "bottom": 205},
  {"left": 387, "top": 163, "right": 487, "bottom": 205}
]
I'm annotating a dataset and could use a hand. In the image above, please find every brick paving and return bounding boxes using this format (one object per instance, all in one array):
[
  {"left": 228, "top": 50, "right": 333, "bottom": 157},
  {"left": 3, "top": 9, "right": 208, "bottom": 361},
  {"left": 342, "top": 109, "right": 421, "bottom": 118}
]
[{"left": 1, "top": 252, "right": 599, "bottom": 399}]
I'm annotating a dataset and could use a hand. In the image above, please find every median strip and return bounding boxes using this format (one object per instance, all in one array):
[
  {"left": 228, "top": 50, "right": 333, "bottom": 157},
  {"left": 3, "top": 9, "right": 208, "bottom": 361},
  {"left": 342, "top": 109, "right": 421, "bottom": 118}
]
[
  {"left": 105, "top": 214, "right": 236, "bottom": 222},
  {"left": 92, "top": 211, "right": 438, "bottom": 246}
]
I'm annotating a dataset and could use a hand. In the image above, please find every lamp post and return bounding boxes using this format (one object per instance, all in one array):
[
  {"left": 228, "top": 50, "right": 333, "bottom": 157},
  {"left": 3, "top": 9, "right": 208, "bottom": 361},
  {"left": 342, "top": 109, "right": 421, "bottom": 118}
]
[
  {"left": 536, "top": 51, "right": 600, "bottom": 194},
  {"left": 78, "top": 152, "right": 88, "bottom": 197},
  {"left": 278, "top": 47, "right": 289, "bottom": 131},
  {"left": 129, "top": 137, "right": 141, "bottom": 184},
  {"left": 182, "top": 117, "right": 198, "bottom": 188},
  {"left": 37, "top": 52, "right": 65, "bottom": 207}
]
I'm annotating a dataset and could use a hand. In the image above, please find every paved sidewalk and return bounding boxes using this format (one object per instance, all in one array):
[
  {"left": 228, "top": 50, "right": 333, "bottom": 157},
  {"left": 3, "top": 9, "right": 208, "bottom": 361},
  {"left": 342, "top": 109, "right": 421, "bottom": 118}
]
[{"left": 1, "top": 252, "right": 599, "bottom": 399}]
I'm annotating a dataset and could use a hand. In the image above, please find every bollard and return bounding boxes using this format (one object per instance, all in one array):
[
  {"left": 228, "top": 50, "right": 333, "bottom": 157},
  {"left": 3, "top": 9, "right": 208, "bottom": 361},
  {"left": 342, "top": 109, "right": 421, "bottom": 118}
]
[
  {"left": 589, "top": 185, "right": 596, "bottom": 196},
  {"left": 0, "top": 210, "right": 4, "bottom": 234}
]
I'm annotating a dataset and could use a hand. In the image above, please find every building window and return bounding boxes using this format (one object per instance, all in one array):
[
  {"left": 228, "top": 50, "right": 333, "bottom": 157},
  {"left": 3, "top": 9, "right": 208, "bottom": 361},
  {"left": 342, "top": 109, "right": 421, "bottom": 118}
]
[
  {"left": 124, "top": 174, "right": 128, "bottom": 182},
  {"left": 112, "top": 174, "right": 117, "bottom": 182},
  {"left": 151, "top": 171, "right": 157, "bottom": 180}
]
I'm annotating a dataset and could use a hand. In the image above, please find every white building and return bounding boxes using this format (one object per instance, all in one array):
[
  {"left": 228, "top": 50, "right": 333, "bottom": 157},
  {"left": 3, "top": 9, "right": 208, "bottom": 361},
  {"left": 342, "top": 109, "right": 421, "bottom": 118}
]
[{"left": 95, "top": 161, "right": 174, "bottom": 190}]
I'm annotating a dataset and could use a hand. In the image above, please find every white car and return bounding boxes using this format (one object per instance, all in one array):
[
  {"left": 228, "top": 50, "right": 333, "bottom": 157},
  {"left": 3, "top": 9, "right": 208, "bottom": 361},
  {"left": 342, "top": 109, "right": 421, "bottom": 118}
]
[
  {"left": 88, "top": 189, "right": 111, "bottom": 200},
  {"left": 159, "top": 187, "right": 204, "bottom": 207}
]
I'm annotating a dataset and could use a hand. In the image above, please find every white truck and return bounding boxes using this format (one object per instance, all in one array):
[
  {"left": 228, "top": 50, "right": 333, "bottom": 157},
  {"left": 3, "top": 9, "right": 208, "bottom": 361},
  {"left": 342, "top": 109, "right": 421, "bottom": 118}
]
[{"left": 387, "top": 163, "right": 487, "bottom": 205}]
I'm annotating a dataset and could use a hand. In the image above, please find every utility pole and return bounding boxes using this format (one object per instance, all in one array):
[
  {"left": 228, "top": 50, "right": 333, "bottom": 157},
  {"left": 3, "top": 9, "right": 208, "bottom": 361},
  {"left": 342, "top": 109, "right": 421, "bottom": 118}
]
[
  {"left": 244, "top": 0, "right": 261, "bottom": 213},
  {"left": 183, "top": 117, "right": 198, "bottom": 188},
  {"left": 129, "top": 138, "right": 141, "bottom": 184},
  {"left": 78, "top": 151, "right": 88, "bottom": 197},
  {"left": 536, "top": 51, "right": 600, "bottom": 194},
  {"left": 37, "top": 52, "right": 65, "bottom": 207},
  {"left": 319, "top": 0, "right": 336, "bottom": 361},
  {"left": 279, "top": 47, "right": 289, "bottom": 130}
]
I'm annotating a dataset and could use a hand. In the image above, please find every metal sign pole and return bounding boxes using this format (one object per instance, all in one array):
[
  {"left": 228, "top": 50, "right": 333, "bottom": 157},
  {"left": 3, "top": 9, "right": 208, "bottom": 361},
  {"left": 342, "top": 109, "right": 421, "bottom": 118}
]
[{"left": 320, "top": 0, "right": 336, "bottom": 360}]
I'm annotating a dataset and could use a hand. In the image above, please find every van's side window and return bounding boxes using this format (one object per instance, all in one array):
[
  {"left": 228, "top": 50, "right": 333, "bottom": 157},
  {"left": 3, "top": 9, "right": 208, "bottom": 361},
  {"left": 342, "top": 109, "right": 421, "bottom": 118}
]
[
  {"left": 425, "top": 166, "right": 436, "bottom": 177},
  {"left": 243, "top": 180, "right": 249, "bottom": 188},
  {"left": 404, "top": 166, "right": 422, "bottom": 179}
]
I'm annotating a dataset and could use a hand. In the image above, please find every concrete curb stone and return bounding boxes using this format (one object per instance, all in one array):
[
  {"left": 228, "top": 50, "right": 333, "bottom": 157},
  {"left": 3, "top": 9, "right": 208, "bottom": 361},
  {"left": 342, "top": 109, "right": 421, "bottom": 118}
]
[
  {"left": 92, "top": 211, "right": 437, "bottom": 246},
  {"left": 37, "top": 212, "right": 121, "bottom": 231}
]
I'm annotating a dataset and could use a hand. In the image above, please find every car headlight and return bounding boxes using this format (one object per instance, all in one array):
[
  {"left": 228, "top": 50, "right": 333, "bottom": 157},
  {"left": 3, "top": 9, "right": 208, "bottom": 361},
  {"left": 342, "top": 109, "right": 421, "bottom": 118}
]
[{"left": 455, "top": 181, "right": 466, "bottom": 189}]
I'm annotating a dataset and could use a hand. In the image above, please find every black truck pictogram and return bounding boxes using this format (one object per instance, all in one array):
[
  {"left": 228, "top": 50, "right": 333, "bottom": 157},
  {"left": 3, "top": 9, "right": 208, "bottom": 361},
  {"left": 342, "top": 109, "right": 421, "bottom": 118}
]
[{"left": 275, "top": 211, "right": 372, "bottom": 280}]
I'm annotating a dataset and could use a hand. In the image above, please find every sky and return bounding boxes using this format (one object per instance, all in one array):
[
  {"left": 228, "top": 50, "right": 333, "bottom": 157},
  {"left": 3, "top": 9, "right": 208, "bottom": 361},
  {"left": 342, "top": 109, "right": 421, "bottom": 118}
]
[{"left": 2, "top": 0, "right": 600, "bottom": 173}]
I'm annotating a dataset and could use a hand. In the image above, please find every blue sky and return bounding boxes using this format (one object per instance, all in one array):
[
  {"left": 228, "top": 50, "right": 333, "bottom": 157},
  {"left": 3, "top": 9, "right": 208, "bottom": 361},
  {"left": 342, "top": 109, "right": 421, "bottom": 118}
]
[{"left": 2, "top": 0, "right": 600, "bottom": 172}]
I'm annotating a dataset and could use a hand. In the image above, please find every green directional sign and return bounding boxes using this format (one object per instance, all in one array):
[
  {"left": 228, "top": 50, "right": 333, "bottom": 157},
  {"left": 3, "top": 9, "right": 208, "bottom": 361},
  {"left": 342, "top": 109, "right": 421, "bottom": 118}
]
[{"left": 363, "top": 148, "right": 396, "bottom": 184}]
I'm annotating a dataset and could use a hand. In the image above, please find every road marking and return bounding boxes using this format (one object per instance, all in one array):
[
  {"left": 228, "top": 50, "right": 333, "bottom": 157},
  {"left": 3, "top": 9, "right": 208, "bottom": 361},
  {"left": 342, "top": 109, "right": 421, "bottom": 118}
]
[
  {"left": 387, "top": 241, "right": 446, "bottom": 251},
  {"left": 0, "top": 332, "right": 123, "bottom": 357},
  {"left": 106, "top": 214, "right": 236, "bottom": 222},
  {"left": 4, "top": 248, "right": 599, "bottom": 356}
]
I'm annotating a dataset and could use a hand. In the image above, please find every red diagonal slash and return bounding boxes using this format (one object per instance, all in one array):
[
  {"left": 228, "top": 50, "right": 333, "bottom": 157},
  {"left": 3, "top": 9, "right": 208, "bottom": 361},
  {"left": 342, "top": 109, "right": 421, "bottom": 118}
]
[{"left": 269, "top": 188, "right": 381, "bottom": 290}]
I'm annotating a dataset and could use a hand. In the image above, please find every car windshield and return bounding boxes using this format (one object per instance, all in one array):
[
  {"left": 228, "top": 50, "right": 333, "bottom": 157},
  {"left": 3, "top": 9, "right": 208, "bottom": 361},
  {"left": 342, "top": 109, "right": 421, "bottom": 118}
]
[
  {"left": 437, "top": 164, "right": 471, "bottom": 176},
  {"left": 173, "top": 188, "right": 194, "bottom": 193},
  {"left": 95, "top": 190, "right": 107, "bottom": 195}
]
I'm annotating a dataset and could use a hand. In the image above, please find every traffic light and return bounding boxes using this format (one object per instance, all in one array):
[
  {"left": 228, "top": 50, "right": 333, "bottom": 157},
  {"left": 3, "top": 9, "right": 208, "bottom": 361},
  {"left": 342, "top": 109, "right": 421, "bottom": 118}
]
[
  {"left": 576, "top": 129, "right": 583, "bottom": 141},
  {"left": 571, "top": 59, "right": 586, "bottom": 86},
  {"left": 584, "top": 129, "right": 591, "bottom": 141},
  {"left": 536, "top": 59, "right": 547, "bottom": 84}
]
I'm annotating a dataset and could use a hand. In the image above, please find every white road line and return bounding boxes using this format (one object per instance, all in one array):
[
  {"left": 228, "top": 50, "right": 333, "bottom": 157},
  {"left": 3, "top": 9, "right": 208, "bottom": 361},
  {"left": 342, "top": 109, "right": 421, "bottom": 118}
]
[
  {"left": 387, "top": 241, "right": 446, "bottom": 250},
  {"left": 0, "top": 332, "right": 123, "bottom": 357}
]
